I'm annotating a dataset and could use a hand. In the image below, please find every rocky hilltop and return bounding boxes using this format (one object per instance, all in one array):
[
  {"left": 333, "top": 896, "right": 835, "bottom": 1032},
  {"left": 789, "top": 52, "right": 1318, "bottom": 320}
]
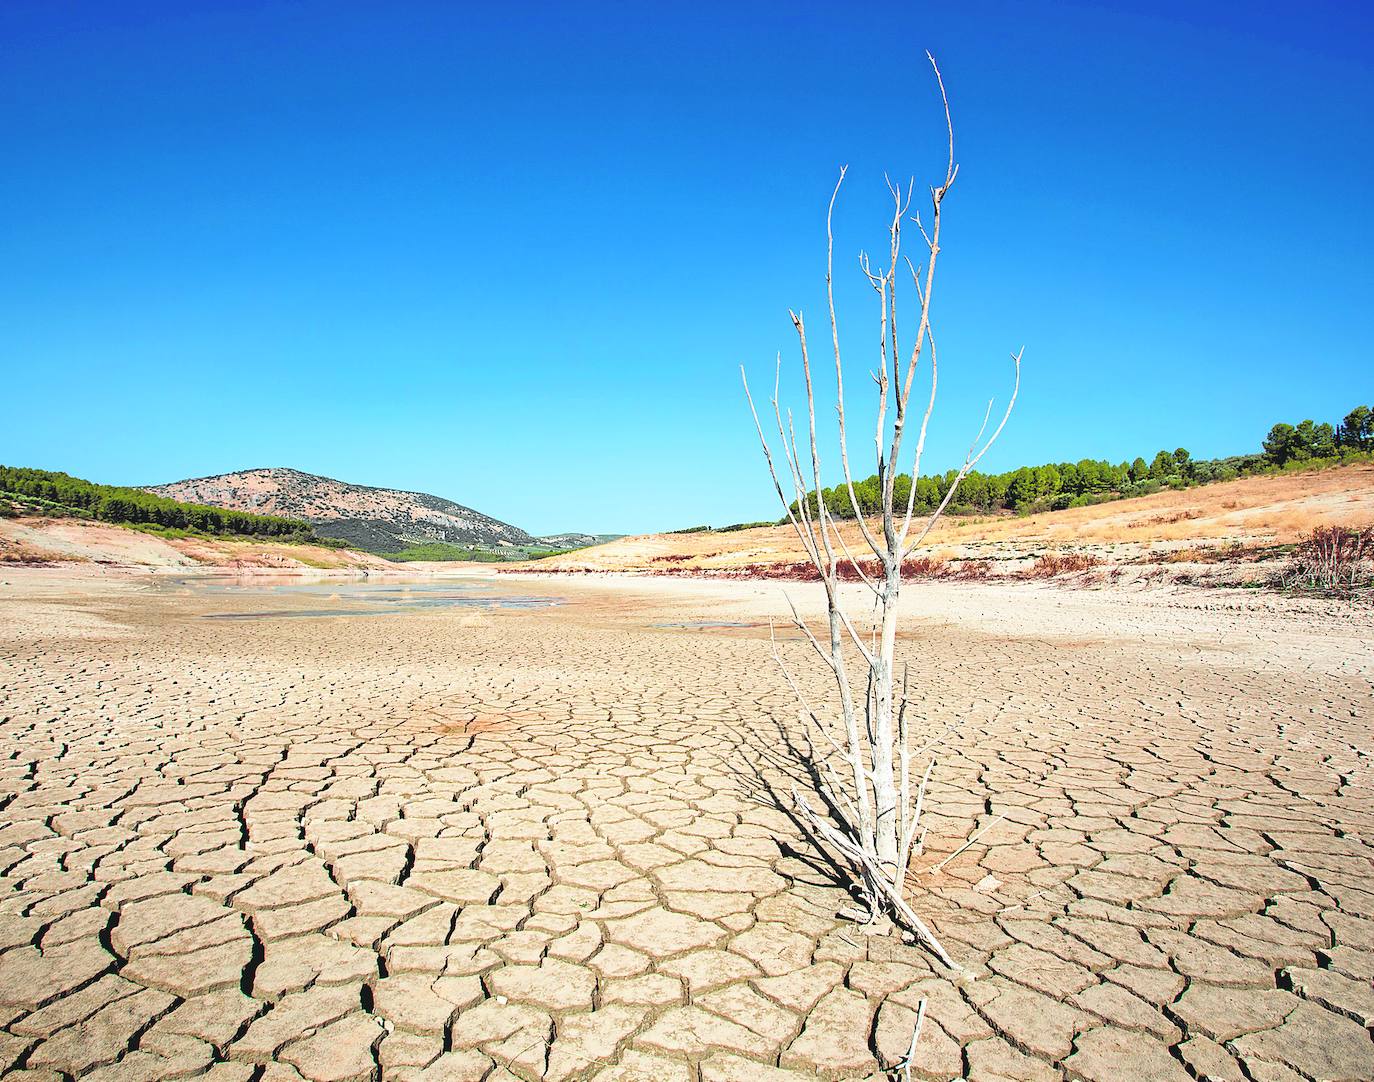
[{"left": 147, "top": 467, "right": 593, "bottom": 553}]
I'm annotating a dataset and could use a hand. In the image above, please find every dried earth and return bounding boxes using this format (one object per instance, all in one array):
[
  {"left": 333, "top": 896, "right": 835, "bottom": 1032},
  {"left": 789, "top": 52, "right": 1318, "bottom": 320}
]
[
  {"left": 0, "top": 518, "right": 393, "bottom": 572},
  {"left": 0, "top": 569, "right": 1371, "bottom": 1081},
  {"left": 532, "top": 462, "right": 1374, "bottom": 582}
]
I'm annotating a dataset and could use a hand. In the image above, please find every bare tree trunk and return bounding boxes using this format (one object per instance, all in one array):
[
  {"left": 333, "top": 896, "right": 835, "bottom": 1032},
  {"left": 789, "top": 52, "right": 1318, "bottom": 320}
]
[{"left": 742, "top": 54, "right": 1021, "bottom": 968}]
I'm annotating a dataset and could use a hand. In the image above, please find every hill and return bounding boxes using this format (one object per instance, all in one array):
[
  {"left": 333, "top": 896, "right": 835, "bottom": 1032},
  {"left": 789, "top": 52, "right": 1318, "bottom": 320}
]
[
  {"left": 525, "top": 461, "right": 1374, "bottom": 580},
  {"left": 0, "top": 465, "right": 315, "bottom": 540},
  {"left": 147, "top": 467, "right": 597, "bottom": 555}
]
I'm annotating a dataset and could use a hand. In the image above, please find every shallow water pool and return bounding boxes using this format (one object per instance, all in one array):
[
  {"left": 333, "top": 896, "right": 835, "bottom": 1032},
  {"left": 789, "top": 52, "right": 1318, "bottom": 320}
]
[{"left": 171, "top": 577, "right": 563, "bottom": 620}]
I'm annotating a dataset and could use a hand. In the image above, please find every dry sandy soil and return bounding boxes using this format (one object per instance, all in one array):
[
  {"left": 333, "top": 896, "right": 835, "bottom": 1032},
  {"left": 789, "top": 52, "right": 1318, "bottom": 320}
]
[
  {"left": 533, "top": 462, "right": 1374, "bottom": 579},
  {"left": 0, "top": 569, "right": 1372, "bottom": 1081},
  {"left": 0, "top": 518, "right": 392, "bottom": 572}
]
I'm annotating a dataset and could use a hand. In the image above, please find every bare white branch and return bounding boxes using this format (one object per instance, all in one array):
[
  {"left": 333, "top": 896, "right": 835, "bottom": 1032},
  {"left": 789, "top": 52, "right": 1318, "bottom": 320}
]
[{"left": 742, "top": 57, "right": 1019, "bottom": 969}]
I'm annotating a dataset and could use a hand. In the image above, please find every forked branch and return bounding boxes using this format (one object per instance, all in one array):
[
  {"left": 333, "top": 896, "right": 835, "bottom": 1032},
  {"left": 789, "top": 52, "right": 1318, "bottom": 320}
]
[{"left": 743, "top": 55, "right": 1021, "bottom": 968}]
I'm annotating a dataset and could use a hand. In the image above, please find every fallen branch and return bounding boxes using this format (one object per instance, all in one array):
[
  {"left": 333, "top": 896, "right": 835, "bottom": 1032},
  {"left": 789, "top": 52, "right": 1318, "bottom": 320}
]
[
  {"left": 929, "top": 813, "right": 1006, "bottom": 875},
  {"left": 894, "top": 997, "right": 928, "bottom": 1082}
]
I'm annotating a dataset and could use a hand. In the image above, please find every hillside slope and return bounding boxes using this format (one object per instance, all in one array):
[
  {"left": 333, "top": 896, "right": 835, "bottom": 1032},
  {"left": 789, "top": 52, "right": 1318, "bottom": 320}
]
[
  {"left": 0, "top": 516, "right": 393, "bottom": 570},
  {"left": 147, "top": 467, "right": 558, "bottom": 553},
  {"left": 528, "top": 462, "right": 1374, "bottom": 575}
]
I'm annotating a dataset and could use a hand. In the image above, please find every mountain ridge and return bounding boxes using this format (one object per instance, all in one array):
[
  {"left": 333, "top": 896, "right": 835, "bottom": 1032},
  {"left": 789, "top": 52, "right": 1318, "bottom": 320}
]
[{"left": 146, "top": 467, "right": 597, "bottom": 554}]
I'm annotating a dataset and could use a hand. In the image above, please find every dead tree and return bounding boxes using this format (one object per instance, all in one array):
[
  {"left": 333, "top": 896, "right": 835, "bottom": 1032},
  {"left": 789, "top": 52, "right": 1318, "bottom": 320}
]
[{"left": 742, "top": 54, "right": 1021, "bottom": 969}]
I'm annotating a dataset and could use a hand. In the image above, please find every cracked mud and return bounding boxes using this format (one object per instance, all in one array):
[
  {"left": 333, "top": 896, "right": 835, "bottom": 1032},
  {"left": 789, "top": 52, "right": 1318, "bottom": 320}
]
[{"left": 1, "top": 572, "right": 1371, "bottom": 1081}]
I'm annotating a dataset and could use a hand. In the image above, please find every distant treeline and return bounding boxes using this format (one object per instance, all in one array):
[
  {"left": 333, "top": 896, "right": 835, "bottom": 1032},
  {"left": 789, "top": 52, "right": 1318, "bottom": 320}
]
[
  {"left": 669, "top": 520, "right": 776, "bottom": 536},
  {"left": 0, "top": 466, "right": 315, "bottom": 539},
  {"left": 791, "top": 402, "right": 1373, "bottom": 519},
  {"left": 377, "top": 542, "right": 512, "bottom": 562}
]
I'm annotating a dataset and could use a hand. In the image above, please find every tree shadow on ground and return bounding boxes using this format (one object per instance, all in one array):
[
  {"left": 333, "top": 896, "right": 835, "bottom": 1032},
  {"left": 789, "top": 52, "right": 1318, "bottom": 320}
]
[{"left": 730, "top": 702, "right": 864, "bottom": 904}]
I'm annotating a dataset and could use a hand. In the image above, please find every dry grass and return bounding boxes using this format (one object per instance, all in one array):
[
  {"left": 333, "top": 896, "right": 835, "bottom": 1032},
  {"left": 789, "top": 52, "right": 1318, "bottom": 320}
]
[
  {"left": 1020, "top": 553, "right": 1103, "bottom": 578},
  {"left": 532, "top": 462, "right": 1374, "bottom": 576},
  {"left": 937, "top": 464, "right": 1374, "bottom": 546},
  {"left": 1280, "top": 526, "right": 1374, "bottom": 593},
  {"left": 1158, "top": 541, "right": 1276, "bottom": 565}
]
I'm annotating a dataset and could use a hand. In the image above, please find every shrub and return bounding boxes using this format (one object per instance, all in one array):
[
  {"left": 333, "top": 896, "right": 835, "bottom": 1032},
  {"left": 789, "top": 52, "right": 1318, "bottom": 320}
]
[
  {"left": 901, "top": 556, "right": 947, "bottom": 579},
  {"left": 1021, "top": 552, "right": 1103, "bottom": 579},
  {"left": 1282, "top": 526, "right": 1373, "bottom": 593}
]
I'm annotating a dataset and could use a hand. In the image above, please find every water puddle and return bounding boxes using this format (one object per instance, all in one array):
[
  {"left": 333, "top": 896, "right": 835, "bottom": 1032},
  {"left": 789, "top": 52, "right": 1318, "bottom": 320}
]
[
  {"left": 204, "top": 608, "right": 383, "bottom": 620},
  {"left": 176, "top": 577, "right": 562, "bottom": 620}
]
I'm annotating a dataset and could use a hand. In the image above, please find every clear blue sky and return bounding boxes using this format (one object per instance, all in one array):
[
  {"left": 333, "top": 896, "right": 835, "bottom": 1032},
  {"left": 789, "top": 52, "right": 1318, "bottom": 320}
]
[{"left": 2, "top": 2, "right": 1370, "bottom": 534}]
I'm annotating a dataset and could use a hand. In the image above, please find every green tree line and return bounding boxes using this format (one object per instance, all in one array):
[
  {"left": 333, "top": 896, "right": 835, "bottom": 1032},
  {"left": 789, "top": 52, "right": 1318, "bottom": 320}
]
[
  {"left": 792, "top": 402, "right": 1373, "bottom": 519},
  {"left": 1263, "top": 404, "right": 1372, "bottom": 465},
  {"left": 0, "top": 466, "right": 315, "bottom": 539}
]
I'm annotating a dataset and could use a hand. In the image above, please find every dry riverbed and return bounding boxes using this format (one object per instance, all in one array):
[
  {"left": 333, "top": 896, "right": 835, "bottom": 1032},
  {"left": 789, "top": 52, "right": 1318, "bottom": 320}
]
[{"left": 0, "top": 569, "right": 1371, "bottom": 1081}]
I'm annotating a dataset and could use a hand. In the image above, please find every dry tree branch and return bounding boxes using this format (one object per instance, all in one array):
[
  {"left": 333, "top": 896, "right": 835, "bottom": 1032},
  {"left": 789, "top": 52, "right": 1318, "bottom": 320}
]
[
  {"left": 928, "top": 813, "right": 1007, "bottom": 875},
  {"left": 743, "top": 55, "right": 1019, "bottom": 971},
  {"left": 903, "top": 348, "right": 1022, "bottom": 557},
  {"left": 895, "top": 997, "right": 928, "bottom": 1082},
  {"left": 794, "top": 792, "right": 958, "bottom": 970}
]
